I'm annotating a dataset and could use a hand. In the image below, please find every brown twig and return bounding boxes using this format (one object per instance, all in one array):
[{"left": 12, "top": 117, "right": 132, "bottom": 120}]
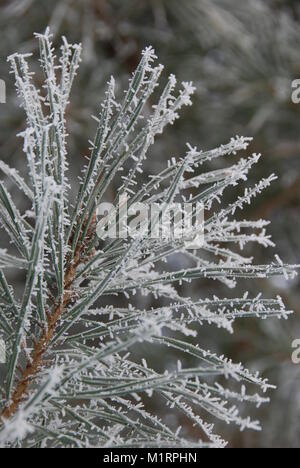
[{"left": 0, "top": 213, "right": 97, "bottom": 422}]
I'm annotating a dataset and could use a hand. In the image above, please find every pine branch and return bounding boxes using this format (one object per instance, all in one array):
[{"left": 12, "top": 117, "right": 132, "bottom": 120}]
[{"left": 0, "top": 30, "right": 298, "bottom": 448}]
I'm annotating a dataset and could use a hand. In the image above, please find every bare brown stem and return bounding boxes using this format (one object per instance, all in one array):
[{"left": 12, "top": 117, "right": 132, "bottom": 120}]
[{"left": 0, "top": 214, "right": 97, "bottom": 422}]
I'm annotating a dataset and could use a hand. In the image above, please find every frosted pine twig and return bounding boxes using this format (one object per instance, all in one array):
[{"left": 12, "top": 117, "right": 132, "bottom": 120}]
[{"left": 0, "top": 30, "right": 298, "bottom": 448}]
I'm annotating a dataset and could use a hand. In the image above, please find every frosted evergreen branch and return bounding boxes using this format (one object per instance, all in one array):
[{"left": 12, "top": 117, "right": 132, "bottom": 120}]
[{"left": 0, "top": 32, "right": 297, "bottom": 448}]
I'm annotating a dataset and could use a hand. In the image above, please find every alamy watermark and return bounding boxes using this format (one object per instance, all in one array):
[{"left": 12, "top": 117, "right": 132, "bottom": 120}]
[
  {"left": 291, "top": 79, "right": 300, "bottom": 104},
  {"left": 0, "top": 78, "right": 6, "bottom": 104},
  {"left": 291, "top": 339, "right": 300, "bottom": 365},
  {"left": 96, "top": 195, "right": 204, "bottom": 249},
  {"left": 0, "top": 83, "right": 7, "bottom": 358},
  {"left": 0, "top": 337, "right": 5, "bottom": 364}
]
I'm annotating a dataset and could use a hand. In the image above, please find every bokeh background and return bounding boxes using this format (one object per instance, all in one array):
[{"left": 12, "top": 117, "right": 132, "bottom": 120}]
[{"left": 0, "top": 0, "right": 300, "bottom": 448}]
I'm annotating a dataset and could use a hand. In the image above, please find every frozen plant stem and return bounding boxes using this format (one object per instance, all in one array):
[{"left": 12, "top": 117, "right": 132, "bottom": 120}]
[
  {"left": 0, "top": 30, "right": 298, "bottom": 448},
  {"left": 1, "top": 214, "right": 97, "bottom": 420}
]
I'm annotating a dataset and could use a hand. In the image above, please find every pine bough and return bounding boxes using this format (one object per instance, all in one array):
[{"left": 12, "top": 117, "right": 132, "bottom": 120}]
[{"left": 0, "top": 30, "right": 297, "bottom": 448}]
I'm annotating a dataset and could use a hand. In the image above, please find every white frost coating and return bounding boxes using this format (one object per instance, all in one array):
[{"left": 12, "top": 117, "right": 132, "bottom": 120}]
[
  {"left": 0, "top": 31, "right": 298, "bottom": 448},
  {"left": 0, "top": 367, "right": 63, "bottom": 446}
]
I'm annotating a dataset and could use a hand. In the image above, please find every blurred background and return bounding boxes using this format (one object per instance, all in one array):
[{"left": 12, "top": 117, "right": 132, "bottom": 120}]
[{"left": 0, "top": 0, "right": 300, "bottom": 448}]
